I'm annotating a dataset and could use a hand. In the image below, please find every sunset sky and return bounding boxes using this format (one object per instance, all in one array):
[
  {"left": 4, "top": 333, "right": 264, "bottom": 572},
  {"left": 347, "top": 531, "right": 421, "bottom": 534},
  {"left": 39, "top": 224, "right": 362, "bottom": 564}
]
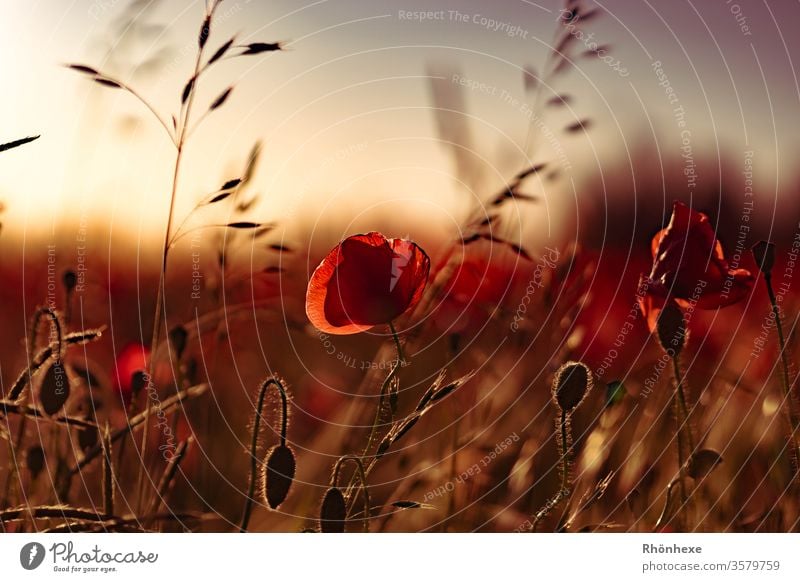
[{"left": 2, "top": 0, "right": 798, "bottom": 247}]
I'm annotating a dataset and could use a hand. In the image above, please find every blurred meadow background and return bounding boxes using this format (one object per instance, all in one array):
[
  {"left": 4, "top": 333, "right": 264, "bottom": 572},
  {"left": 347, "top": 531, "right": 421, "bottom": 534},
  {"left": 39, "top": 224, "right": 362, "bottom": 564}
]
[{"left": 2, "top": 0, "right": 800, "bottom": 532}]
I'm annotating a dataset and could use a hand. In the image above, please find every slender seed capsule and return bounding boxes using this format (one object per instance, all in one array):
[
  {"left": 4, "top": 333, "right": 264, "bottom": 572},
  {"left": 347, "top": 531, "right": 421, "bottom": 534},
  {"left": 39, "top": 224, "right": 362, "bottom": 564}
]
[
  {"left": 320, "top": 487, "right": 347, "bottom": 533},
  {"left": 261, "top": 444, "right": 296, "bottom": 509}
]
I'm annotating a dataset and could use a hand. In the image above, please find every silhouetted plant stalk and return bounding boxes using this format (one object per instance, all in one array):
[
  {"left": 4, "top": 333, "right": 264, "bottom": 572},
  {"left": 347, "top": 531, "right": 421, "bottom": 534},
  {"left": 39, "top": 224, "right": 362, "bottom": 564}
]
[
  {"left": 359, "top": 325, "right": 406, "bottom": 461},
  {"left": 321, "top": 456, "right": 369, "bottom": 533},
  {"left": 146, "top": 438, "right": 192, "bottom": 526},
  {"left": 1, "top": 307, "right": 72, "bottom": 506},
  {"left": 529, "top": 361, "right": 592, "bottom": 531},
  {"left": 752, "top": 241, "right": 800, "bottom": 482},
  {"left": 134, "top": 0, "right": 222, "bottom": 512},
  {"left": 342, "top": 371, "right": 474, "bottom": 516},
  {"left": 0, "top": 504, "right": 211, "bottom": 532},
  {"left": 240, "top": 377, "right": 293, "bottom": 532},
  {"left": 337, "top": 324, "right": 406, "bottom": 507},
  {"left": 67, "top": 0, "right": 285, "bottom": 514},
  {"left": 101, "top": 424, "right": 114, "bottom": 517},
  {"left": 655, "top": 302, "right": 696, "bottom": 529},
  {"left": 57, "top": 383, "right": 208, "bottom": 501}
]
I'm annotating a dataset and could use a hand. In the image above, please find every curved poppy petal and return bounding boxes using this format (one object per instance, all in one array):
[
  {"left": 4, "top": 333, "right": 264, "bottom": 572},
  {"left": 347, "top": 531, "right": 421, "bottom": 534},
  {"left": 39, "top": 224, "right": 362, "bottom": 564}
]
[
  {"left": 305, "top": 232, "right": 430, "bottom": 335},
  {"left": 640, "top": 201, "right": 753, "bottom": 327}
]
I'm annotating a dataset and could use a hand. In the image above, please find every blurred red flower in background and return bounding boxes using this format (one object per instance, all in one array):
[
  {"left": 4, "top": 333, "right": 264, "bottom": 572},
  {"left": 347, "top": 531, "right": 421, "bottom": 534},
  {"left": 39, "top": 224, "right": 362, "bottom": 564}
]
[
  {"left": 113, "top": 342, "right": 149, "bottom": 404},
  {"left": 432, "top": 255, "right": 527, "bottom": 336},
  {"left": 306, "top": 232, "right": 430, "bottom": 334},
  {"left": 638, "top": 201, "right": 754, "bottom": 330}
]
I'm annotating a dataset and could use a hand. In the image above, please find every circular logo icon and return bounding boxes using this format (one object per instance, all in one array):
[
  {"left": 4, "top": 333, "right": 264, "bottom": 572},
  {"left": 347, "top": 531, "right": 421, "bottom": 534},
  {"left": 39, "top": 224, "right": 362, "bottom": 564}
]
[{"left": 20, "top": 542, "right": 46, "bottom": 570}]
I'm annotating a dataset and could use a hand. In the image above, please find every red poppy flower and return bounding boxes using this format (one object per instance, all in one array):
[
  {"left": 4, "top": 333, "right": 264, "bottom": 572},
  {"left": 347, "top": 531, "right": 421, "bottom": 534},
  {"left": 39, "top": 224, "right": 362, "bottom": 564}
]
[
  {"left": 638, "top": 201, "right": 754, "bottom": 330},
  {"left": 306, "top": 232, "right": 430, "bottom": 334},
  {"left": 432, "top": 255, "right": 527, "bottom": 336}
]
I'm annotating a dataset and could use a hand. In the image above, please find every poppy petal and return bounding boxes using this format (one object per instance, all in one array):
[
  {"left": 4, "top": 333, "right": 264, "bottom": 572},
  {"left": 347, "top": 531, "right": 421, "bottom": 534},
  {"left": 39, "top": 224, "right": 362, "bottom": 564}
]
[{"left": 305, "top": 232, "right": 430, "bottom": 335}]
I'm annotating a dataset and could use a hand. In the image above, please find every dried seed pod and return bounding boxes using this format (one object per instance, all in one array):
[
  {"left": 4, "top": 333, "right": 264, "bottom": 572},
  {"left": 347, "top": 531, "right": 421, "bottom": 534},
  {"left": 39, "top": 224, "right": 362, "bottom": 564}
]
[
  {"left": 169, "top": 325, "right": 188, "bottom": 360},
  {"left": 552, "top": 361, "right": 592, "bottom": 413},
  {"left": 751, "top": 240, "right": 775, "bottom": 275},
  {"left": 261, "top": 444, "right": 295, "bottom": 509},
  {"left": 656, "top": 302, "right": 685, "bottom": 355},
  {"left": 319, "top": 487, "right": 347, "bottom": 533},
  {"left": 26, "top": 445, "right": 45, "bottom": 479},
  {"left": 687, "top": 449, "right": 723, "bottom": 480},
  {"left": 39, "top": 360, "right": 70, "bottom": 415}
]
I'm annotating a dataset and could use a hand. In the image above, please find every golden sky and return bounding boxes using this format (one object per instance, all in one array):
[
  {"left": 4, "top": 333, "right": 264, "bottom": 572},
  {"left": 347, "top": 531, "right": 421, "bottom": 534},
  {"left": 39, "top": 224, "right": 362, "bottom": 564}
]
[{"left": 1, "top": 0, "right": 798, "bottom": 247}]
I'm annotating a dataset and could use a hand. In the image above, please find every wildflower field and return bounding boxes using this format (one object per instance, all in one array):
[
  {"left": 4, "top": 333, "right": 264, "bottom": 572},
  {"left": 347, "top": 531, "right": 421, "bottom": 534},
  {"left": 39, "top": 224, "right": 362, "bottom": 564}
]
[{"left": 1, "top": 0, "right": 799, "bottom": 534}]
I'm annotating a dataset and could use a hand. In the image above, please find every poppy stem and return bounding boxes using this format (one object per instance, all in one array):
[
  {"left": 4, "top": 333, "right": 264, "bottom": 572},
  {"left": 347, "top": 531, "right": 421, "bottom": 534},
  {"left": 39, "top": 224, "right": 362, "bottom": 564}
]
[
  {"left": 654, "top": 477, "right": 680, "bottom": 531},
  {"left": 529, "top": 410, "right": 572, "bottom": 531},
  {"left": 240, "top": 377, "right": 287, "bottom": 532},
  {"left": 388, "top": 322, "right": 405, "bottom": 365},
  {"left": 762, "top": 273, "right": 800, "bottom": 481},
  {"left": 332, "top": 455, "right": 370, "bottom": 532},
  {"left": 671, "top": 356, "right": 695, "bottom": 453},
  {"left": 672, "top": 389, "right": 688, "bottom": 530}
]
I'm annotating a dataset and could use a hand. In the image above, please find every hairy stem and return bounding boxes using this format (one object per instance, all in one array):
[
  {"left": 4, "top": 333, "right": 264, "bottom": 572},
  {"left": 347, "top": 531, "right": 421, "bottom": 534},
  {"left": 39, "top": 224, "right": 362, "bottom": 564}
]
[
  {"left": 334, "top": 456, "right": 370, "bottom": 531},
  {"left": 530, "top": 410, "right": 572, "bottom": 532},
  {"left": 239, "top": 377, "right": 288, "bottom": 532},
  {"left": 672, "top": 356, "right": 695, "bottom": 454},
  {"left": 673, "top": 389, "right": 688, "bottom": 531},
  {"left": 764, "top": 273, "right": 800, "bottom": 480}
]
